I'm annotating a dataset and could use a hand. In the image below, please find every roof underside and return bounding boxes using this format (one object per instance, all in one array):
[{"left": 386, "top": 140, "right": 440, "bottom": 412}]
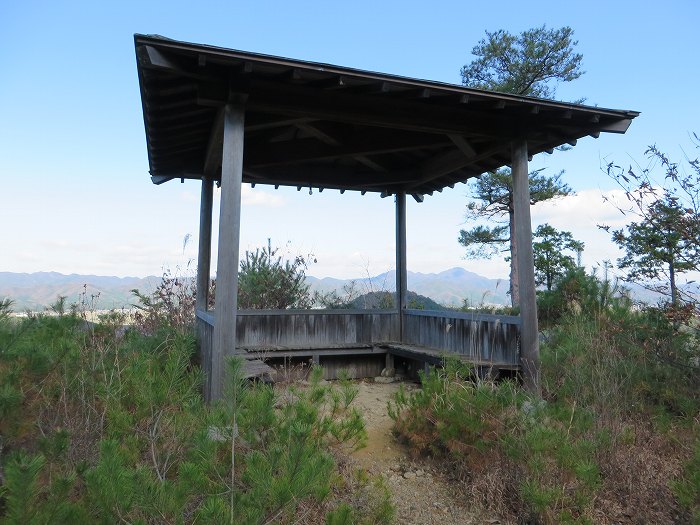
[{"left": 135, "top": 34, "right": 639, "bottom": 199}]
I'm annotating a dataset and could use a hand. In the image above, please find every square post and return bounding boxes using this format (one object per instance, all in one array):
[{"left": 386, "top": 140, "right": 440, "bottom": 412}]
[
  {"left": 196, "top": 177, "right": 214, "bottom": 313},
  {"left": 211, "top": 101, "right": 246, "bottom": 401},
  {"left": 511, "top": 139, "right": 540, "bottom": 396},
  {"left": 395, "top": 191, "right": 407, "bottom": 341}
]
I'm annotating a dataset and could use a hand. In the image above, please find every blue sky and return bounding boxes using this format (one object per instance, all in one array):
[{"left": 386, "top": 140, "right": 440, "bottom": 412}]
[{"left": 1, "top": 0, "right": 698, "bottom": 281}]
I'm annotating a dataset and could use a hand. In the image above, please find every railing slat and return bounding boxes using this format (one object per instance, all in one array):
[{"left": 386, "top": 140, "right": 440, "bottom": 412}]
[{"left": 196, "top": 308, "right": 520, "bottom": 372}]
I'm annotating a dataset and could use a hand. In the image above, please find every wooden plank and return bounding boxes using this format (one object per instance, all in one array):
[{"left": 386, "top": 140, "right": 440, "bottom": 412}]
[
  {"left": 236, "top": 308, "right": 398, "bottom": 316},
  {"left": 240, "top": 342, "right": 373, "bottom": 352},
  {"left": 203, "top": 109, "right": 224, "bottom": 177},
  {"left": 401, "top": 310, "right": 520, "bottom": 366},
  {"left": 151, "top": 175, "right": 175, "bottom": 185},
  {"left": 295, "top": 122, "right": 340, "bottom": 146},
  {"left": 404, "top": 309, "right": 520, "bottom": 325},
  {"left": 196, "top": 313, "right": 214, "bottom": 398},
  {"left": 598, "top": 118, "right": 634, "bottom": 133},
  {"left": 234, "top": 311, "right": 399, "bottom": 348},
  {"left": 244, "top": 79, "right": 517, "bottom": 138},
  {"left": 396, "top": 192, "right": 407, "bottom": 340},
  {"left": 195, "top": 177, "right": 214, "bottom": 312},
  {"left": 244, "top": 116, "right": 313, "bottom": 132},
  {"left": 242, "top": 124, "right": 445, "bottom": 170},
  {"left": 243, "top": 346, "right": 382, "bottom": 359},
  {"left": 408, "top": 144, "right": 505, "bottom": 190},
  {"left": 355, "top": 156, "right": 386, "bottom": 172},
  {"left": 377, "top": 343, "right": 519, "bottom": 370},
  {"left": 211, "top": 101, "right": 246, "bottom": 401},
  {"left": 448, "top": 134, "right": 476, "bottom": 157},
  {"left": 511, "top": 139, "right": 540, "bottom": 395},
  {"left": 242, "top": 359, "right": 274, "bottom": 379}
]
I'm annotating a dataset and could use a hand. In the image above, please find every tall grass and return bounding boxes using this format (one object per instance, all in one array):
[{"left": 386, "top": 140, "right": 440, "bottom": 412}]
[
  {"left": 390, "top": 272, "right": 699, "bottom": 524},
  {"left": 0, "top": 295, "right": 390, "bottom": 524}
]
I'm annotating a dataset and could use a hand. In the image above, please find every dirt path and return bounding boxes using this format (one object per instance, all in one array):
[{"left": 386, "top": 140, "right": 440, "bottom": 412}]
[{"left": 349, "top": 380, "right": 497, "bottom": 525}]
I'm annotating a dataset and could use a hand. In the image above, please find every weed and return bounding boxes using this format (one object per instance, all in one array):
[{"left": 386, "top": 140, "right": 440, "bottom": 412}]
[
  {"left": 0, "top": 293, "right": 377, "bottom": 524},
  {"left": 390, "top": 301, "right": 699, "bottom": 523}
]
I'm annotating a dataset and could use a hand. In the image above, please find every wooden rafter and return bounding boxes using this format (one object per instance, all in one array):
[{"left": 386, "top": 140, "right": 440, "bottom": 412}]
[{"left": 135, "top": 34, "right": 639, "bottom": 197}]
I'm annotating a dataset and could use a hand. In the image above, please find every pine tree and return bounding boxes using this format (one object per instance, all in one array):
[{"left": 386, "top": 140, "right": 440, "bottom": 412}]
[
  {"left": 532, "top": 224, "right": 584, "bottom": 291},
  {"left": 459, "top": 26, "right": 582, "bottom": 307}
]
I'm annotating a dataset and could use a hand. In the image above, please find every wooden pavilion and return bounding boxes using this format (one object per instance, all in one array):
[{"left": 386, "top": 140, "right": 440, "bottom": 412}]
[{"left": 134, "top": 34, "right": 638, "bottom": 400}]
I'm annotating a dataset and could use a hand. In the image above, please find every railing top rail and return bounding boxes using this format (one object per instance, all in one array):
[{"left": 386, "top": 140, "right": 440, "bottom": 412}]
[
  {"left": 196, "top": 308, "right": 399, "bottom": 324},
  {"left": 404, "top": 309, "right": 521, "bottom": 325},
  {"left": 196, "top": 309, "right": 216, "bottom": 325},
  {"left": 197, "top": 307, "right": 520, "bottom": 326}
]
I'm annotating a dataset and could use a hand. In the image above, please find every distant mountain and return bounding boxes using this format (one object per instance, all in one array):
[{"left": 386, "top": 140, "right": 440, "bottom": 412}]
[
  {"left": 0, "top": 272, "right": 158, "bottom": 311},
  {"left": 307, "top": 267, "right": 509, "bottom": 307},
  {"left": 1, "top": 267, "right": 507, "bottom": 312},
  {"left": 0, "top": 269, "right": 673, "bottom": 313}
]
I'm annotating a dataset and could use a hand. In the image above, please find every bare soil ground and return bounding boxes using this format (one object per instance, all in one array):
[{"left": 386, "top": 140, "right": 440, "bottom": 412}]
[{"left": 348, "top": 379, "right": 499, "bottom": 525}]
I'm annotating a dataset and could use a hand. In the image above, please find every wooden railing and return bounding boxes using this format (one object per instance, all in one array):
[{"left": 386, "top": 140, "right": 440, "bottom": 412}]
[
  {"left": 197, "top": 309, "right": 399, "bottom": 348},
  {"left": 196, "top": 307, "right": 520, "bottom": 388},
  {"left": 234, "top": 309, "right": 400, "bottom": 348},
  {"left": 403, "top": 309, "right": 520, "bottom": 366},
  {"left": 196, "top": 310, "right": 215, "bottom": 398}
]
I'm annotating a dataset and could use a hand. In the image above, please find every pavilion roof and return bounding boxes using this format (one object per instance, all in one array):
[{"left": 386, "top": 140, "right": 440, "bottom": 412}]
[{"left": 134, "top": 34, "right": 639, "bottom": 200}]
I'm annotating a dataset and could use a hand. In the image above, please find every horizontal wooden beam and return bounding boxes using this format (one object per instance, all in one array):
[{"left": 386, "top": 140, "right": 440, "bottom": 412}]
[
  {"left": 407, "top": 143, "right": 504, "bottom": 190},
  {"left": 242, "top": 165, "right": 417, "bottom": 188},
  {"left": 203, "top": 108, "right": 225, "bottom": 177},
  {"left": 448, "top": 134, "right": 476, "bottom": 157},
  {"left": 245, "top": 115, "right": 314, "bottom": 132},
  {"left": 245, "top": 131, "right": 449, "bottom": 168},
  {"left": 146, "top": 107, "right": 213, "bottom": 124},
  {"left": 137, "top": 45, "right": 213, "bottom": 81},
  {"left": 244, "top": 79, "right": 517, "bottom": 138},
  {"left": 597, "top": 118, "right": 634, "bottom": 133},
  {"left": 295, "top": 122, "right": 340, "bottom": 146},
  {"left": 151, "top": 175, "right": 175, "bottom": 184}
]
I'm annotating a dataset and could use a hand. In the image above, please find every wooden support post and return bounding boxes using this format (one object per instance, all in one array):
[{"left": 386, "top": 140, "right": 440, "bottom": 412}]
[
  {"left": 385, "top": 352, "right": 394, "bottom": 371},
  {"left": 211, "top": 101, "right": 246, "bottom": 401},
  {"left": 511, "top": 140, "right": 541, "bottom": 396},
  {"left": 196, "top": 177, "right": 214, "bottom": 312},
  {"left": 395, "top": 192, "right": 407, "bottom": 341}
]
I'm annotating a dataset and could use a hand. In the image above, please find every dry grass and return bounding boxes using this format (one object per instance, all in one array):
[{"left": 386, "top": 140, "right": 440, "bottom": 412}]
[{"left": 593, "top": 423, "right": 693, "bottom": 524}]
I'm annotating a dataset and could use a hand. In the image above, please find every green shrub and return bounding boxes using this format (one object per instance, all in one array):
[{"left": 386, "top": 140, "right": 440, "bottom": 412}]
[
  {"left": 672, "top": 438, "right": 700, "bottom": 523},
  {"left": 537, "top": 267, "right": 630, "bottom": 327},
  {"left": 0, "top": 305, "right": 375, "bottom": 524},
  {"left": 389, "top": 359, "right": 523, "bottom": 465},
  {"left": 390, "top": 311, "right": 699, "bottom": 524}
]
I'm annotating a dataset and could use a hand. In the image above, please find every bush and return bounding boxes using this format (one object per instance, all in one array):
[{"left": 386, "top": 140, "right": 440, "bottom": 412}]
[
  {"left": 537, "top": 267, "right": 630, "bottom": 327},
  {"left": 0, "top": 306, "right": 379, "bottom": 524},
  {"left": 389, "top": 359, "right": 523, "bottom": 464},
  {"left": 388, "top": 359, "right": 605, "bottom": 522},
  {"left": 131, "top": 265, "right": 200, "bottom": 334},
  {"left": 389, "top": 302, "right": 699, "bottom": 523},
  {"left": 672, "top": 439, "right": 700, "bottom": 524},
  {"left": 237, "top": 240, "right": 315, "bottom": 309}
]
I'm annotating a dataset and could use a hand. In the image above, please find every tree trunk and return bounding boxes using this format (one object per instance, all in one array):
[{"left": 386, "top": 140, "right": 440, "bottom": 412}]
[
  {"left": 509, "top": 206, "right": 520, "bottom": 308},
  {"left": 669, "top": 258, "right": 677, "bottom": 307}
]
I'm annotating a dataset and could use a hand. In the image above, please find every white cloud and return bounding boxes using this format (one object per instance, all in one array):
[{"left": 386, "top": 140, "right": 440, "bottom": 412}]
[
  {"left": 531, "top": 189, "right": 629, "bottom": 268},
  {"left": 532, "top": 188, "right": 628, "bottom": 228}
]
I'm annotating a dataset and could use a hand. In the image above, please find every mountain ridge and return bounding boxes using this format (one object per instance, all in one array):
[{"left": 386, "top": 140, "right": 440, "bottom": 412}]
[
  {"left": 307, "top": 267, "right": 509, "bottom": 307},
  {"left": 0, "top": 267, "right": 508, "bottom": 310},
  {"left": 0, "top": 269, "right": 668, "bottom": 311}
]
